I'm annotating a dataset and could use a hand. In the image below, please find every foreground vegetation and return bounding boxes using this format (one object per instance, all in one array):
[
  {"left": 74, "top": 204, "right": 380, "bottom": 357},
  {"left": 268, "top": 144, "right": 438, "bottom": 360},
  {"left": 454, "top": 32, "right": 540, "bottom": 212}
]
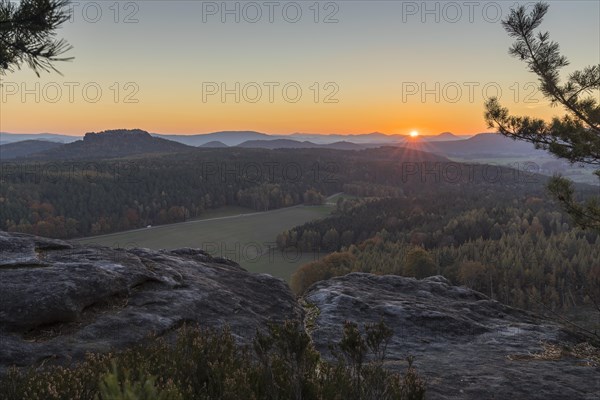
[{"left": 0, "top": 321, "right": 425, "bottom": 400}]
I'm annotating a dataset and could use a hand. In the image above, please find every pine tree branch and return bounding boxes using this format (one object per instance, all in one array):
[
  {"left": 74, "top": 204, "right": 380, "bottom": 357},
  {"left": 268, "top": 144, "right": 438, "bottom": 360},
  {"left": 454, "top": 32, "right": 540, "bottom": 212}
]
[{"left": 506, "top": 4, "right": 600, "bottom": 134}]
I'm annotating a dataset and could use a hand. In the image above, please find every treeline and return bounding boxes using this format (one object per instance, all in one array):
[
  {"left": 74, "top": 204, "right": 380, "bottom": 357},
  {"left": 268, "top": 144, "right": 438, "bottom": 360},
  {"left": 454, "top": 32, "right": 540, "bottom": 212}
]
[
  {"left": 284, "top": 190, "right": 600, "bottom": 313},
  {"left": 0, "top": 176, "right": 327, "bottom": 238},
  {"left": 1, "top": 146, "right": 524, "bottom": 239},
  {"left": 0, "top": 148, "right": 358, "bottom": 238},
  {"left": 277, "top": 188, "right": 570, "bottom": 253},
  {"left": 291, "top": 231, "right": 600, "bottom": 312}
]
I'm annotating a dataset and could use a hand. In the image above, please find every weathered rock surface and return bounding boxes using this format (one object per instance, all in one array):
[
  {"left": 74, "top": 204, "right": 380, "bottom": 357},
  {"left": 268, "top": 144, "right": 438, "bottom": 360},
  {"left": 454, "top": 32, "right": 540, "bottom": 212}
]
[
  {"left": 3, "top": 230, "right": 599, "bottom": 399},
  {"left": 303, "top": 273, "right": 600, "bottom": 400},
  {"left": 0, "top": 231, "right": 301, "bottom": 374}
]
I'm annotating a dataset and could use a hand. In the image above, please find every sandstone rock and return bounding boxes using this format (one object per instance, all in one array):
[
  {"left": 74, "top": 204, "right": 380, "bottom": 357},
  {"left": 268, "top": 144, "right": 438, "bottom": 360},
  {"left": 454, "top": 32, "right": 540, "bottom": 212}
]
[
  {"left": 3, "top": 230, "right": 599, "bottom": 399},
  {"left": 0, "top": 231, "right": 301, "bottom": 374},
  {"left": 303, "top": 273, "right": 599, "bottom": 400}
]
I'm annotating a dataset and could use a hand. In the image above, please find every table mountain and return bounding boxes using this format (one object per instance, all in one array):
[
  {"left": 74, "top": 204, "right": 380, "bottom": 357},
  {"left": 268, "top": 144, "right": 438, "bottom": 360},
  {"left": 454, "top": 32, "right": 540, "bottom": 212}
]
[{"left": 29, "top": 129, "right": 194, "bottom": 159}]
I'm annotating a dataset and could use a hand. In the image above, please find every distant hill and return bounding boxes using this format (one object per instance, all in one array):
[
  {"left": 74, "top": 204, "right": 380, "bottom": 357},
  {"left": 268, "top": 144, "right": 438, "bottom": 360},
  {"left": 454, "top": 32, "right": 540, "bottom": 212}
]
[
  {"left": 289, "top": 132, "right": 405, "bottom": 144},
  {"left": 31, "top": 129, "right": 194, "bottom": 160},
  {"left": 461, "top": 133, "right": 538, "bottom": 152},
  {"left": 322, "top": 141, "right": 365, "bottom": 150},
  {"left": 424, "top": 132, "right": 470, "bottom": 142},
  {"left": 288, "top": 131, "right": 473, "bottom": 144},
  {"left": 154, "top": 131, "right": 270, "bottom": 147},
  {"left": 401, "top": 133, "right": 542, "bottom": 157},
  {"left": 0, "top": 140, "right": 63, "bottom": 160},
  {"left": 0, "top": 132, "right": 79, "bottom": 144},
  {"left": 237, "top": 139, "right": 320, "bottom": 149},
  {"left": 200, "top": 141, "right": 229, "bottom": 148},
  {"left": 236, "top": 139, "right": 366, "bottom": 150}
]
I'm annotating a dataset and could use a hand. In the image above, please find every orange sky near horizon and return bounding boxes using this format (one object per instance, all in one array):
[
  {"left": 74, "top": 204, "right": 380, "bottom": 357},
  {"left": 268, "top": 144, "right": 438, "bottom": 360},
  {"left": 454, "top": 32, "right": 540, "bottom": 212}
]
[
  {"left": 1, "top": 80, "right": 557, "bottom": 136},
  {"left": 0, "top": 1, "right": 597, "bottom": 137}
]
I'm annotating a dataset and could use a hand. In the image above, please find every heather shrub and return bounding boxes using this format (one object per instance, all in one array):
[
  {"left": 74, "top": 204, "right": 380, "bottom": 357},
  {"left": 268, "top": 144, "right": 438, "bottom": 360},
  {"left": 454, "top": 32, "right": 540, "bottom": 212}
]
[{"left": 0, "top": 321, "right": 425, "bottom": 400}]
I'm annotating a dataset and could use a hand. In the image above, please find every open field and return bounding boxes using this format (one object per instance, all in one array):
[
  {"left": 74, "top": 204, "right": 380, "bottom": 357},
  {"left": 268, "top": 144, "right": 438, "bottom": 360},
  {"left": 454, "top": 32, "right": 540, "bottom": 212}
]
[
  {"left": 325, "top": 192, "right": 360, "bottom": 204},
  {"left": 77, "top": 203, "right": 336, "bottom": 281},
  {"left": 185, "top": 205, "right": 258, "bottom": 219}
]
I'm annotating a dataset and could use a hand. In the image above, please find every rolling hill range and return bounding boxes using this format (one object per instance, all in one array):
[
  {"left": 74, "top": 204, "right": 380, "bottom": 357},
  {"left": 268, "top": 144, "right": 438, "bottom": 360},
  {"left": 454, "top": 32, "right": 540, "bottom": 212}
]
[
  {"left": 0, "top": 132, "right": 78, "bottom": 144},
  {"left": 236, "top": 139, "right": 366, "bottom": 150},
  {"left": 1, "top": 130, "right": 472, "bottom": 147},
  {"left": 200, "top": 140, "right": 229, "bottom": 148},
  {"left": 237, "top": 139, "right": 321, "bottom": 149},
  {"left": 288, "top": 131, "right": 471, "bottom": 144},
  {"left": 152, "top": 131, "right": 403, "bottom": 146},
  {"left": 153, "top": 131, "right": 270, "bottom": 146},
  {"left": 153, "top": 131, "right": 408, "bottom": 146},
  {"left": 401, "top": 133, "right": 546, "bottom": 157},
  {"left": 0, "top": 140, "right": 63, "bottom": 160},
  {"left": 423, "top": 132, "right": 465, "bottom": 142},
  {"left": 288, "top": 131, "right": 401, "bottom": 144},
  {"left": 0, "top": 130, "right": 561, "bottom": 163},
  {"left": 152, "top": 131, "right": 471, "bottom": 146}
]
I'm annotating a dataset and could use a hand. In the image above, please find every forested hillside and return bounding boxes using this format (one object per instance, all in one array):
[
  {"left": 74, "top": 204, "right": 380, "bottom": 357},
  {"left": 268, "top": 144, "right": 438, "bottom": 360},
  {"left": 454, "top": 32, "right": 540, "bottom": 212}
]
[
  {"left": 283, "top": 194, "right": 600, "bottom": 314},
  {"left": 1, "top": 146, "right": 447, "bottom": 237}
]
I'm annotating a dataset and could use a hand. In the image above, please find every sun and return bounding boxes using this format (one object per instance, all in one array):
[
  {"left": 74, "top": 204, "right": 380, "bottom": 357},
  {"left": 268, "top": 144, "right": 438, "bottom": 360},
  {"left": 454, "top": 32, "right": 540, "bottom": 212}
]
[{"left": 409, "top": 130, "right": 419, "bottom": 138}]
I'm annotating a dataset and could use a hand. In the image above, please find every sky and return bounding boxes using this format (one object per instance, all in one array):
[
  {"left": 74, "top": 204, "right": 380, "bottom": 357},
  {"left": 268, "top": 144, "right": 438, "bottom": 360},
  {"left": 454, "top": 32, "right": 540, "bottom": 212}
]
[{"left": 1, "top": 0, "right": 599, "bottom": 136}]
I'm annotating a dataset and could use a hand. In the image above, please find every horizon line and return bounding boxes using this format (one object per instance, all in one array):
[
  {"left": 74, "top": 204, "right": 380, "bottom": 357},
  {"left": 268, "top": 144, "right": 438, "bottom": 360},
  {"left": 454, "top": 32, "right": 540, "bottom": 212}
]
[{"left": 1, "top": 129, "right": 486, "bottom": 137}]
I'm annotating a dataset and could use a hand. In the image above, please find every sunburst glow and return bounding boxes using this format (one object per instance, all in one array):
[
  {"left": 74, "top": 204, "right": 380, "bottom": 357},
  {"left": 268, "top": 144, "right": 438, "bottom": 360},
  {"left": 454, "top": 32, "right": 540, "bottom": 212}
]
[{"left": 410, "top": 131, "right": 419, "bottom": 138}]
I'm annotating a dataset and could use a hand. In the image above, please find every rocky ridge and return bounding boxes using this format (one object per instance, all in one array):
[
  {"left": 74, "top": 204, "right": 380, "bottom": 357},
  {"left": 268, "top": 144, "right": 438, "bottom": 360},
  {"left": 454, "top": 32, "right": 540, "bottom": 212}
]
[
  {"left": 304, "top": 273, "right": 599, "bottom": 399},
  {"left": 1, "top": 231, "right": 598, "bottom": 399},
  {"left": 0, "top": 231, "right": 301, "bottom": 374}
]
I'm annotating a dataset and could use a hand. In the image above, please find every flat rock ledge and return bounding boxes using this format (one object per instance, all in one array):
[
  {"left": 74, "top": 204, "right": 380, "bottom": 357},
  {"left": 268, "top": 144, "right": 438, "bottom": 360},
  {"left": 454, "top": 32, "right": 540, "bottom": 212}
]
[
  {"left": 0, "top": 231, "right": 302, "bottom": 374},
  {"left": 303, "top": 273, "right": 600, "bottom": 400}
]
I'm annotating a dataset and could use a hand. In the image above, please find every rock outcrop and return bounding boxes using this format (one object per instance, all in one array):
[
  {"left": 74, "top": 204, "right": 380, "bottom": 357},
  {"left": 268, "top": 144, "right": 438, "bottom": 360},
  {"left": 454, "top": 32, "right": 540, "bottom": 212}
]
[
  {"left": 303, "top": 273, "right": 599, "bottom": 400},
  {"left": 2, "top": 231, "right": 599, "bottom": 399},
  {"left": 0, "top": 231, "right": 301, "bottom": 374}
]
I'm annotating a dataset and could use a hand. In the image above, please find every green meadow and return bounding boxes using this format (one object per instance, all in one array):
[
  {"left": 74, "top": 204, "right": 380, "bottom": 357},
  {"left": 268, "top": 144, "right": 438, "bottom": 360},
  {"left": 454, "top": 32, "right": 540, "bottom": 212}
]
[{"left": 77, "top": 203, "right": 336, "bottom": 281}]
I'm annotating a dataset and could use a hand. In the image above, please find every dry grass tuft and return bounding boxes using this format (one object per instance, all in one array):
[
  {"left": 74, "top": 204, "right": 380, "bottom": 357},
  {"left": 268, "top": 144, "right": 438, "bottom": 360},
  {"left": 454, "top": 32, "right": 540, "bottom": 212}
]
[{"left": 507, "top": 341, "right": 600, "bottom": 367}]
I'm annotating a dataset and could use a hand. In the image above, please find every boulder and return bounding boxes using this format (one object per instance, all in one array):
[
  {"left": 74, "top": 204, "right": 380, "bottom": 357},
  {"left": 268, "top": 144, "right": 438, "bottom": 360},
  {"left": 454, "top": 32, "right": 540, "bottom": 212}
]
[
  {"left": 0, "top": 231, "right": 301, "bottom": 374},
  {"left": 303, "top": 273, "right": 599, "bottom": 400}
]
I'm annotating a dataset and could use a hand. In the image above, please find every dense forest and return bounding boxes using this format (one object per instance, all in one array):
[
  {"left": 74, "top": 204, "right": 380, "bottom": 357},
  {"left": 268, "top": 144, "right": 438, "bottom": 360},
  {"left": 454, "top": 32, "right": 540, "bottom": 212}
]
[
  {"left": 282, "top": 193, "right": 600, "bottom": 314},
  {"left": 0, "top": 145, "right": 509, "bottom": 238},
  {"left": 1, "top": 147, "right": 357, "bottom": 237}
]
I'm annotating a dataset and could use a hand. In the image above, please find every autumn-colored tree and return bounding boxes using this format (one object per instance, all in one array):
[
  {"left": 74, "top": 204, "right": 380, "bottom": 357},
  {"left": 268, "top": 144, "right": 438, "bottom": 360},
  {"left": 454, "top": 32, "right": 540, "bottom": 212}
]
[
  {"left": 458, "top": 261, "right": 493, "bottom": 297},
  {"left": 403, "top": 247, "right": 436, "bottom": 279}
]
